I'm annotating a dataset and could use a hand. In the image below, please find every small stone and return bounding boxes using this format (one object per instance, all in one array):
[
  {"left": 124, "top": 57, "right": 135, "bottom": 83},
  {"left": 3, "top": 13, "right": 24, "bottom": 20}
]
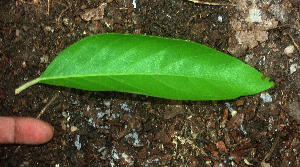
[
  {"left": 247, "top": 8, "right": 262, "bottom": 23},
  {"left": 290, "top": 63, "right": 298, "bottom": 74},
  {"left": 260, "top": 92, "right": 272, "bottom": 103},
  {"left": 284, "top": 45, "right": 294, "bottom": 56}
]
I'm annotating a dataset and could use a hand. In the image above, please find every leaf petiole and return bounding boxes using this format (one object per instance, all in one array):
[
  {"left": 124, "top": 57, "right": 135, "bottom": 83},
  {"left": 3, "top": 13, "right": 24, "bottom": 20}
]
[{"left": 15, "top": 78, "right": 41, "bottom": 95}]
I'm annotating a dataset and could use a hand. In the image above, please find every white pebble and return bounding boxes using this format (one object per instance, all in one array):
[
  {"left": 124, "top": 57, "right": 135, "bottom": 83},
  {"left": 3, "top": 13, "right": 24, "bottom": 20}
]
[
  {"left": 260, "top": 92, "right": 272, "bottom": 103},
  {"left": 218, "top": 16, "right": 222, "bottom": 22},
  {"left": 284, "top": 45, "right": 294, "bottom": 55},
  {"left": 290, "top": 63, "right": 298, "bottom": 74}
]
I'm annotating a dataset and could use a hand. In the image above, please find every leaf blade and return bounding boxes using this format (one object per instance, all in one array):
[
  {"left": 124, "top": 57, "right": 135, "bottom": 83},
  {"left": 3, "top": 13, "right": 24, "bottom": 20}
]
[{"left": 18, "top": 33, "right": 274, "bottom": 100}]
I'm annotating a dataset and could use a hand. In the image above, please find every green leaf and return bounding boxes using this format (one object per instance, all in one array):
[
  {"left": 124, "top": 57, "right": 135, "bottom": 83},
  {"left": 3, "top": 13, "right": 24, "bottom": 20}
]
[{"left": 15, "top": 33, "right": 274, "bottom": 100}]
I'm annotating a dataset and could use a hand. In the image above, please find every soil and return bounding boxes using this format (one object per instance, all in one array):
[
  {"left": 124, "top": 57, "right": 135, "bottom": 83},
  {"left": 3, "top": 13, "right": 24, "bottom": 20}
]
[{"left": 1, "top": 0, "right": 300, "bottom": 166}]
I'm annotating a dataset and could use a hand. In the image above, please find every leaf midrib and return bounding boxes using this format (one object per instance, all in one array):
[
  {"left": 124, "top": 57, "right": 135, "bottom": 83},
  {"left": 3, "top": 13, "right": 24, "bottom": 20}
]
[
  {"left": 40, "top": 73, "right": 225, "bottom": 81},
  {"left": 40, "top": 73, "right": 229, "bottom": 98}
]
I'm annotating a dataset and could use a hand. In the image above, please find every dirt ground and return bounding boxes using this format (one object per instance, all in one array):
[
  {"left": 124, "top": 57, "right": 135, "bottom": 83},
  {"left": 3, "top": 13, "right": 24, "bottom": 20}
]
[{"left": 1, "top": 0, "right": 300, "bottom": 166}]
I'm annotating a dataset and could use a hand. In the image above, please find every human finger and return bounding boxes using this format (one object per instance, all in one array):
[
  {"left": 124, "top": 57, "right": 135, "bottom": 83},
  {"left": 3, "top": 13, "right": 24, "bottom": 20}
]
[{"left": 0, "top": 117, "right": 54, "bottom": 145}]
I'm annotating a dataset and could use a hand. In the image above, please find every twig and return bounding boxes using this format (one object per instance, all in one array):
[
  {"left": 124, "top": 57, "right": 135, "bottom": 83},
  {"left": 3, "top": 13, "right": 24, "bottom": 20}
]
[
  {"left": 263, "top": 136, "right": 280, "bottom": 162},
  {"left": 53, "top": 0, "right": 70, "bottom": 26},
  {"left": 18, "top": 0, "right": 70, "bottom": 24},
  {"left": 37, "top": 93, "right": 59, "bottom": 119},
  {"left": 286, "top": 32, "right": 300, "bottom": 52},
  {"left": 47, "top": 0, "right": 50, "bottom": 15},
  {"left": 18, "top": 0, "right": 47, "bottom": 6},
  {"left": 187, "top": 0, "right": 236, "bottom": 6}
]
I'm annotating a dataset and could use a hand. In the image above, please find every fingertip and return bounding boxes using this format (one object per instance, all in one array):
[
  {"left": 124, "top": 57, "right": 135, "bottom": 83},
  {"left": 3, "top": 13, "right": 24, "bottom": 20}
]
[{"left": 15, "top": 117, "right": 54, "bottom": 145}]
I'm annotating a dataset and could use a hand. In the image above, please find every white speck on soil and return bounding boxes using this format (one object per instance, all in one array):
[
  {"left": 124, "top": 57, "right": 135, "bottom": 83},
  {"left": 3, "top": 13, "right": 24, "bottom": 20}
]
[
  {"left": 218, "top": 16, "right": 222, "bottom": 22},
  {"left": 247, "top": 8, "right": 262, "bottom": 23},
  {"left": 290, "top": 64, "right": 298, "bottom": 74},
  {"left": 75, "top": 135, "right": 81, "bottom": 150},
  {"left": 260, "top": 92, "right": 272, "bottom": 103},
  {"left": 284, "top": 45, "right": 294, "bottom": 56}
]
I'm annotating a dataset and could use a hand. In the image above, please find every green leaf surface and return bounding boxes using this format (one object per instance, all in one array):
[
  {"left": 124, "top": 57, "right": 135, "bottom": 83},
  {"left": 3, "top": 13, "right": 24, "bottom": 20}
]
[{"left": 15, "top": 33, "right": 274, "bottom": 100}]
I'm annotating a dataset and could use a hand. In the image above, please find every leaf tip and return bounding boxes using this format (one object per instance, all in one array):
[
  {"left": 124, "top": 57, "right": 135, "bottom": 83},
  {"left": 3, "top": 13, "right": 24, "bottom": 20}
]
[
  {"left": 261, "top": 74, "right": 274, "bottom": 88},
  {"left": 266, "top": 77, "right": 275, "bottom": 88}
]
